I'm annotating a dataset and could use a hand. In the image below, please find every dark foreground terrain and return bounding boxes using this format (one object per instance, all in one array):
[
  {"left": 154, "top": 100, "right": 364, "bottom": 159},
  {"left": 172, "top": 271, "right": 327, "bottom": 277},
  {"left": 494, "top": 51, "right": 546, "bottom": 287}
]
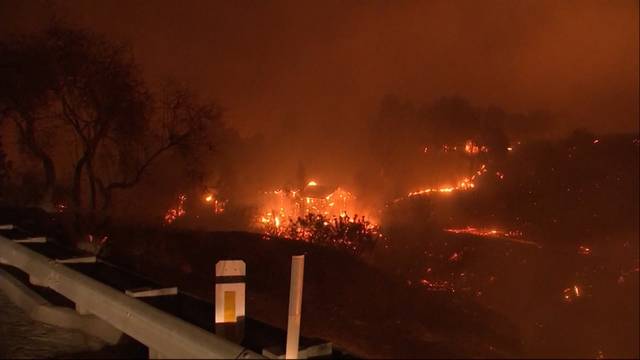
[
  {"left": 0, "top": 206, "right": 519, "bottom": 358},
  {"left": 104, "top": 226, "right": 520, "bottom": 358}
]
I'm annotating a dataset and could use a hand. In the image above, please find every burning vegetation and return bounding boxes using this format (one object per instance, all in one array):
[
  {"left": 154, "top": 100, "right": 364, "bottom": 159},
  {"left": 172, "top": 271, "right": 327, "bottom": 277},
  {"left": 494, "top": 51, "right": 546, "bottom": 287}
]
[
  {"left": 262, "top": 213, "right": 382, "bottom": 255},
  {"left": 256, "top": 180, "right": 382, "bottom": 254},
  {"left": 443, "top": 227, "right": 539, "bottom": 247},
  {"left": 403, "top": 163, "right": 488, "bottom": 199},
  {"left": 203, "top": 191, "right": 227, "bottom": 215},
  {"left": 258, "top": 180, "right": 371, "bottom": 228},
  {"left": 163, "top": 194, "right": 187, "bottom": 225}
]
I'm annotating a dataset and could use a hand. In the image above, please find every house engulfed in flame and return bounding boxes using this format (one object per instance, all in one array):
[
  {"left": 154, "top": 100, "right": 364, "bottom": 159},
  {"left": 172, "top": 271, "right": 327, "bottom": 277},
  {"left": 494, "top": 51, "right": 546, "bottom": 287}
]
[{"left": 259, "top": 180, "right": 358, "bottom": 229}]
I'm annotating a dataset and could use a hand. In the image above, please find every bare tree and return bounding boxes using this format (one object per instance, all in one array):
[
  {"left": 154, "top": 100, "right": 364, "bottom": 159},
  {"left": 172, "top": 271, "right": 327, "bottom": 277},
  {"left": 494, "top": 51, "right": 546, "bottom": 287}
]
[
  {"left": 1, "top": 25, "right": 223, "bottom": 228},
  {"left": 0, "top": 33, "right": 58, "bottom": 205},
  {"left": 95, "top": 84, "right": 222, "bottom": 212},
  {"left": 39, "top": 26, "right": 151, "bottom": 212}
]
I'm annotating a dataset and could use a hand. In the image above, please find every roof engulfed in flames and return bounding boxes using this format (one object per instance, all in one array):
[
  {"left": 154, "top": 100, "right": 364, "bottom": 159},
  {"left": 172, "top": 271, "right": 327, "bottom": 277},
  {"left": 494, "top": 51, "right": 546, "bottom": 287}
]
[{"left": 258, "top": 180, "right": 370, "bottom": 232}]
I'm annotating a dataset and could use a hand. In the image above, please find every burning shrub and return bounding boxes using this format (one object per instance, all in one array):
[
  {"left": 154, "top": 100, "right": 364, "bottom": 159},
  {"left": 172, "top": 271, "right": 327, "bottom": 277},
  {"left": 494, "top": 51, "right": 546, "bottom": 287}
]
[
  {"left": 164, "top": 194, "right": 187, "bottom": 225},
  {"left": 264, "top": 213, "right": 383, "bottom": 256}
]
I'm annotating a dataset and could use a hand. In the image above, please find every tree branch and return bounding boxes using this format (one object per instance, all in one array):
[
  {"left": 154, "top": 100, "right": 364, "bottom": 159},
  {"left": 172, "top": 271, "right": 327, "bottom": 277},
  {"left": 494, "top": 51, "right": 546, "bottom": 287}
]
[{"left": 105, "top": 130, "right": 192, "bottom": 192}]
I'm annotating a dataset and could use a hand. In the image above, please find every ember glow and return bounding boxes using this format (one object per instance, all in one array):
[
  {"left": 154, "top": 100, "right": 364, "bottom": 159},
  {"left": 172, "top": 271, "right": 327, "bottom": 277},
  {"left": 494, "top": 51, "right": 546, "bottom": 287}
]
[
  {"left": 463, "top": 140, "right": 488, "bottom": 155},
  {"left": 444, "top": 227, "right": 522, "bottom": 238},
  {"left": 444, "top": 226, "right": 541, "bottom": 247},
  {"left": 402, "top": 164, "right": 487, "bottom": 199},
  {"left": 562, "top": 285, "right": 584, "bottom": 303},
  {"left": 419, "top": 278, "right": 454, "bottom": 292},
  {"left": 163, "top": 194, "right": 187, "bottom": 225},
  {"left": 203, "top": 192, "right": 226, "bottom": 214},
  {"left": 429, "top": 140, "right": 491, "bottom": 155},
  {"left": 578, "top": 245, "right": 592, "bottom": 256}
]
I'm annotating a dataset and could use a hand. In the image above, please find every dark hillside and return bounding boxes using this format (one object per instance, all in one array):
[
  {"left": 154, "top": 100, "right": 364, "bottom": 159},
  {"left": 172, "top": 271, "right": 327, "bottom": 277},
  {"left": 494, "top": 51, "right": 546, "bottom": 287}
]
[{"left": 104, "top": 226, "right": 520, "bottom": 358}]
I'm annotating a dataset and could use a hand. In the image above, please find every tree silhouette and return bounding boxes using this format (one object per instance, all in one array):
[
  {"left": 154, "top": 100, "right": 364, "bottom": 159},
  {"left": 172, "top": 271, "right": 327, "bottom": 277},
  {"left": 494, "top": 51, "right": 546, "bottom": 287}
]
[
  {"left": 0, "top": 31, "right": 58, "bottom": 204},
  {"left": 1, "top": 24, "right": 222, "bottom": 228}
]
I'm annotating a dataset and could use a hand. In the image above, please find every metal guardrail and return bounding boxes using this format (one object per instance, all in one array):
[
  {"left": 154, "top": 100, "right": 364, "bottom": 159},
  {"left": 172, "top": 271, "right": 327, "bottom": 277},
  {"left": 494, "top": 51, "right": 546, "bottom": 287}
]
[{"left": 0, "top": 234, "right": 263, "bottom": 359}]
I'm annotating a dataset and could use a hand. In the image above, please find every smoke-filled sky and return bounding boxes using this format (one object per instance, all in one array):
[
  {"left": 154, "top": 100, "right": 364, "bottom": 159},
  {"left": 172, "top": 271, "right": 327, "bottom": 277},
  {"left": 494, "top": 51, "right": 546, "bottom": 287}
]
[{"left": 2, "top": 0, "right": 638, "bottom": 138}]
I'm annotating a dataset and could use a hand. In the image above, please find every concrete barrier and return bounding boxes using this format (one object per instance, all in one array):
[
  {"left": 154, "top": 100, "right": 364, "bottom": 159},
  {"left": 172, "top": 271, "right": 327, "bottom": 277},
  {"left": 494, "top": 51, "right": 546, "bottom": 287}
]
[{"left": 0, "top": 235, "right": 263, "bottom": 359}]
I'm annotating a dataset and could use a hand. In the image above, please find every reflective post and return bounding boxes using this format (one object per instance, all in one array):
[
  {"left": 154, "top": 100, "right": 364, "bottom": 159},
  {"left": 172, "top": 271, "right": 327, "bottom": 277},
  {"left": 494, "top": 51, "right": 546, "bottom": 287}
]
[{"left": 285, "top": 255, "right": 305, "bottom": 359}]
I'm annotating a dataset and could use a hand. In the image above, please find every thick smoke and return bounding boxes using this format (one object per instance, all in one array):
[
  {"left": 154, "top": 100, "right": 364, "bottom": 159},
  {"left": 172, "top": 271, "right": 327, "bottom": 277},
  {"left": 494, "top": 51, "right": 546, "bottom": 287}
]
[{"left": 0, "top": 0, "right": 637, "bottom": 223}]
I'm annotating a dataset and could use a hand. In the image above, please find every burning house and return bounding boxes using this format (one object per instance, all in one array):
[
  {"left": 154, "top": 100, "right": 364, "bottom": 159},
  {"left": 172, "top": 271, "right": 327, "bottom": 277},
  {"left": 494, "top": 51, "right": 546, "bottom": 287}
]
[
  {"left": 300, "top": 182, "right": 354, "bottom": 217},
  {"left": 259, "top": 180, "right": 359, "bottom": 230}
]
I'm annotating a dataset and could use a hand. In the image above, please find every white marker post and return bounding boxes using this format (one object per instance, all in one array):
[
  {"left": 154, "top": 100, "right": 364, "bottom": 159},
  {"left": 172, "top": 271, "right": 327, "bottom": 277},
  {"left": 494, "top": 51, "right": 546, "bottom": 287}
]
[
  {"left": 215, "top": 260, "right": 245, "bottom": 324},
  {"left": 286, "top": 255, "right": 305, "bottom": 359},
  {"left": 215, "top": 260, "right": 246, "bottom": 343}
]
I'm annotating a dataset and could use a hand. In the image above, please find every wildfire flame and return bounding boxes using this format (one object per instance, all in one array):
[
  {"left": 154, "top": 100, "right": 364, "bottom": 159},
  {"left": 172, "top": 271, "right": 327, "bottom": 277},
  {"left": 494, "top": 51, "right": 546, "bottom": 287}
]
[
  {"left": 258, "top": 180, "right": 374, "bottom": 231},
  {"left": 444, "top": 226, "right": 540, "bottom": 247},
  {"left": 464, "top": 140, "right": 487, "bottom": 154},
  {"left": 164, "top": 194, "right": 187, "bottom": 224},
  {"left": 261, "top": 212, "right": 383, "bottom": 255},
  {"left": 578, "top": 245, "right": 592, "bottom": 255},
  {"left": 402, "top": 164, "right": 488, "bottom": 199},
  {"left": 203, "top": 192, "right": 226, "bottom": 214},
  {"left": 563, "top": 285, "right": 584, "bottom": 303},
  {"left": 418, "top": 278, "right": 454, "bottom": 292}
]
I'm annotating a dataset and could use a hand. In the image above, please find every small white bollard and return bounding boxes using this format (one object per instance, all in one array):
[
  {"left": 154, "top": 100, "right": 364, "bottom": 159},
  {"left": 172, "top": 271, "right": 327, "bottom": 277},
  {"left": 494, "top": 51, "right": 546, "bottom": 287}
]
[
  {"left": 215, "top": 260, "right": 246, "bottom": 324},
  {"left": 286, "top": 255, "right": 305, "bottom": 359},
  {"left": 215, "top": 260, "right": 246, "bottom": 343}
]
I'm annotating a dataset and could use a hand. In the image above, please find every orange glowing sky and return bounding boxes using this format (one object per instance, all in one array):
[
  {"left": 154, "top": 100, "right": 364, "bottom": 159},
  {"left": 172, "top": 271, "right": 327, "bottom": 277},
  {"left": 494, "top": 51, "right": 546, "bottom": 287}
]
[{"left": 1, "top": 0, "right": 637, "bottom": 138}]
